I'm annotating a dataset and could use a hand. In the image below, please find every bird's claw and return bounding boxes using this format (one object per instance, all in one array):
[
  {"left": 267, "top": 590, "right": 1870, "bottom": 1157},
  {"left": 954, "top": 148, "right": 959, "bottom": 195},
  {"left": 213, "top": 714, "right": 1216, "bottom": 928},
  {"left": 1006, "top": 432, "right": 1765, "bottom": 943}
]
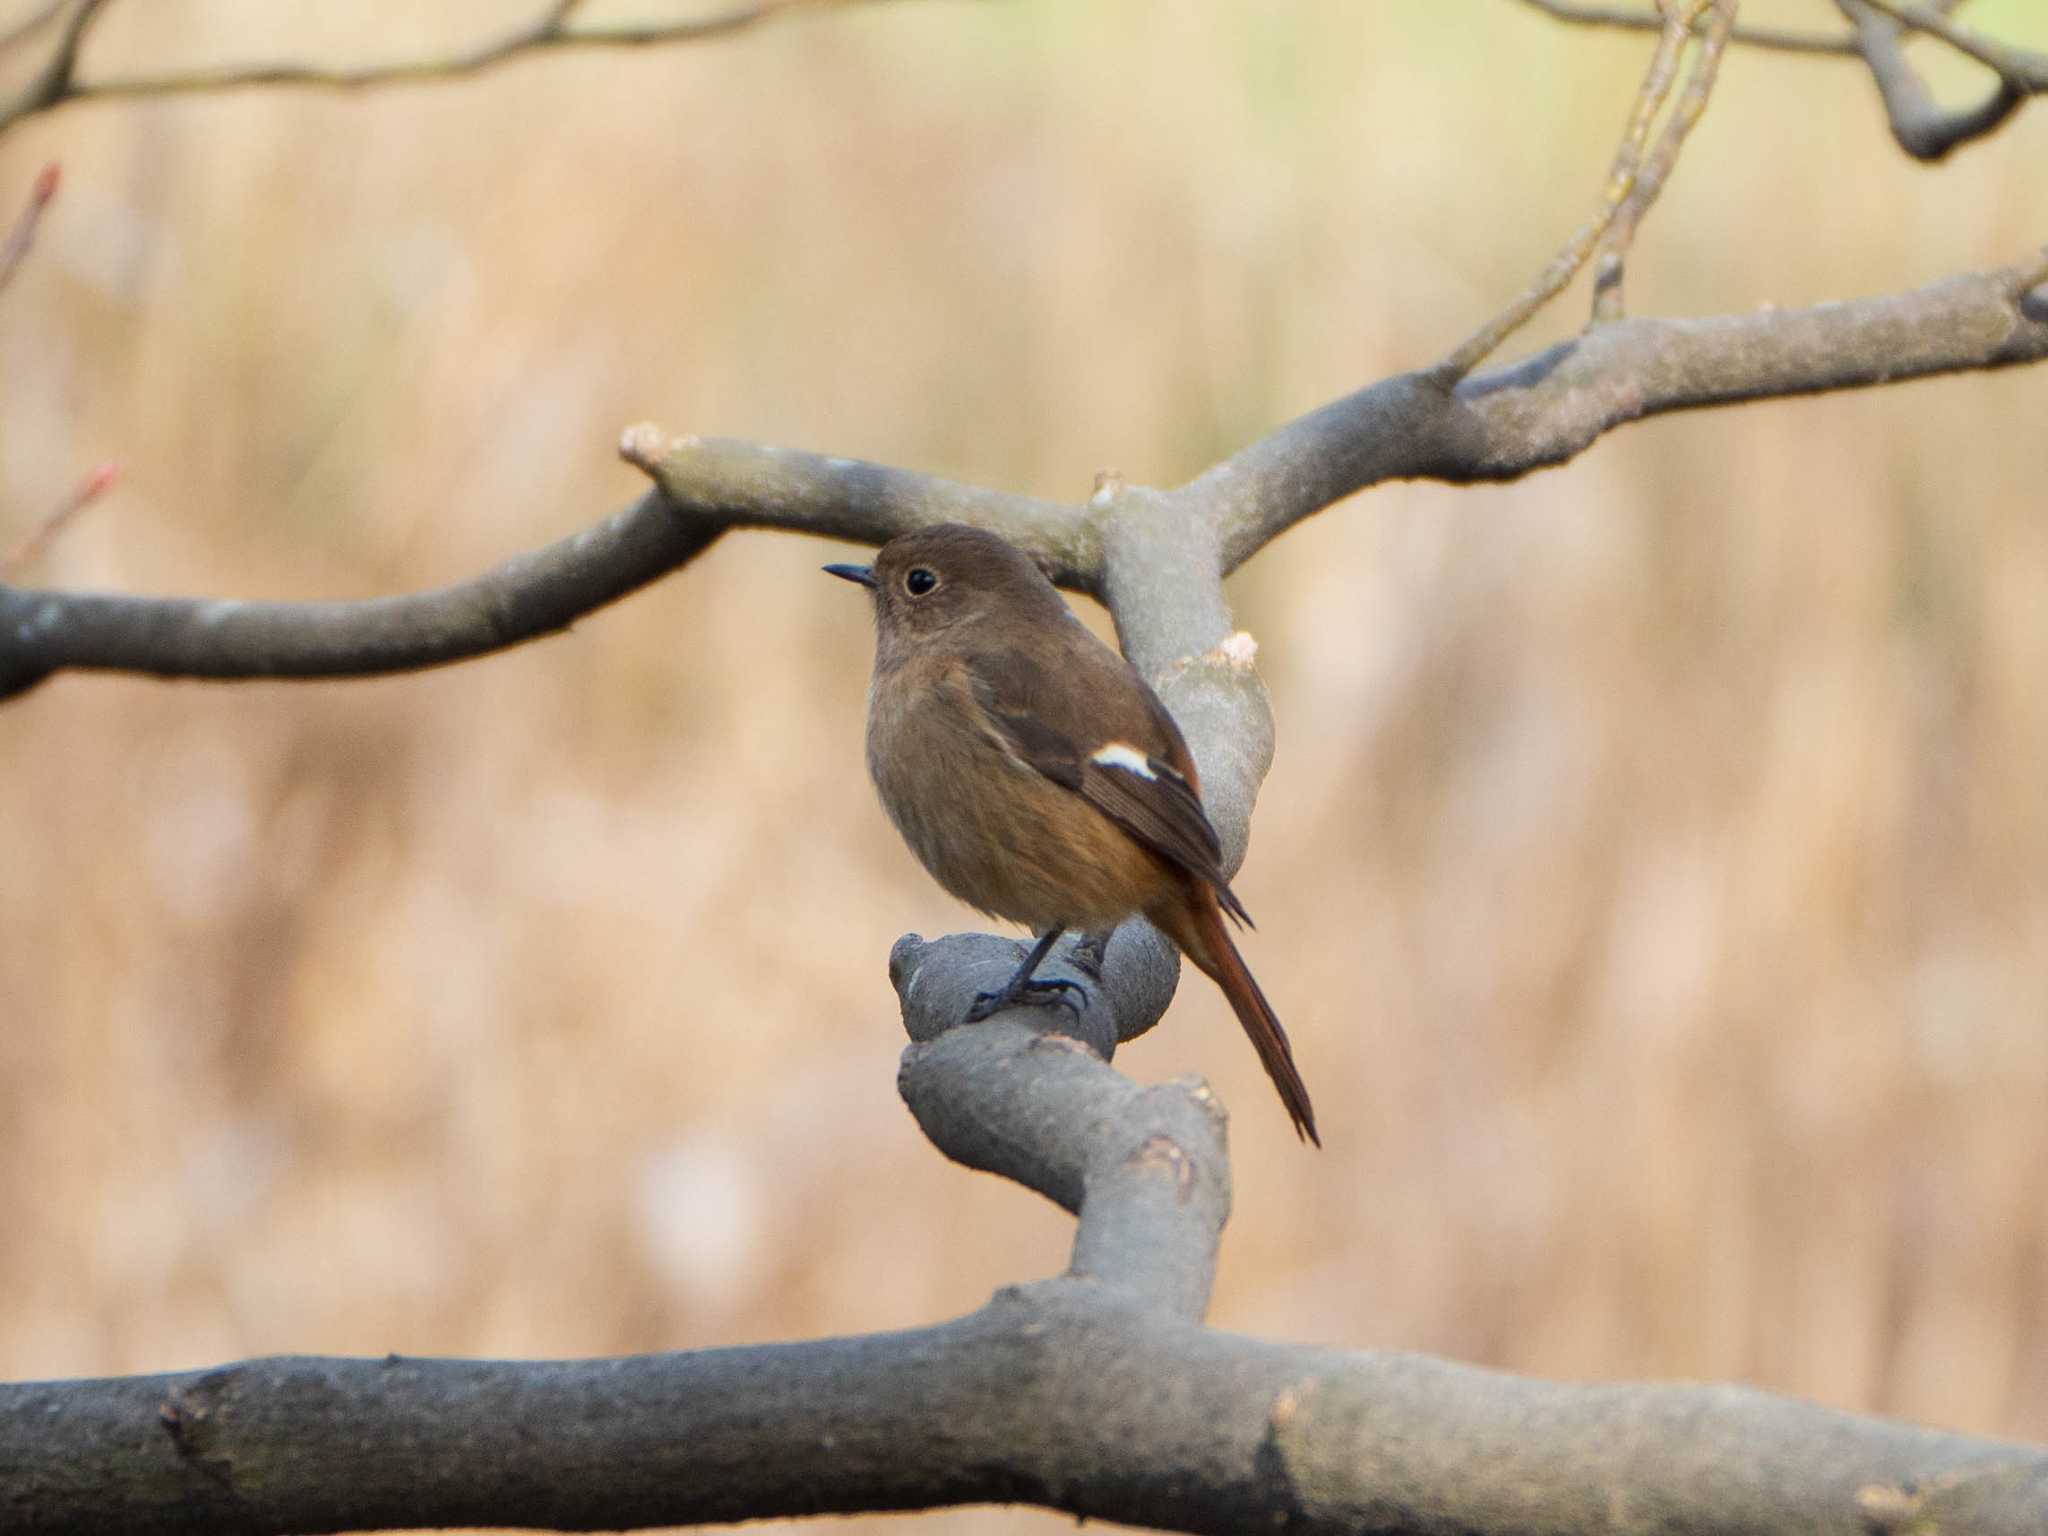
[{"left": 964, "top": 976, "right": 1088, "bottom": 1024}]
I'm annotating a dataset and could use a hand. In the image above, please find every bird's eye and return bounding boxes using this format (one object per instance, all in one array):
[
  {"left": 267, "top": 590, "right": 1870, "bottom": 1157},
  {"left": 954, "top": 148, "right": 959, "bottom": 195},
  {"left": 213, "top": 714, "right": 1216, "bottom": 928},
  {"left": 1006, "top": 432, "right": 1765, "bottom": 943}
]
[{"left": 904, "top": 567, "right": 938, "bottom": 596}]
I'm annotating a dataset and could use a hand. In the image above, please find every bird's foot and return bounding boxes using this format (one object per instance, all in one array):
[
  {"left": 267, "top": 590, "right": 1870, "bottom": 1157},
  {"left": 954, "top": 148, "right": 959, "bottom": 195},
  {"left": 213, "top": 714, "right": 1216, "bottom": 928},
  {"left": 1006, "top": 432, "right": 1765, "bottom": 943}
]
[{"left": 964, "top": 975, "right": 1088, "bottom": 1024}]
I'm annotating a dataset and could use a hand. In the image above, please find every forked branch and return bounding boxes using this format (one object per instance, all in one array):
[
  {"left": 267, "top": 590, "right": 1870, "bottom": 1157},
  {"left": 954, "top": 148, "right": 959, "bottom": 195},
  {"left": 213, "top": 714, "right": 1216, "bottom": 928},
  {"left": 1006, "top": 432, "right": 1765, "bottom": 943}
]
[
  {"left": 0, "top": 161, "right": 58, "bottom": 294},
  {"left": 1590, "top": 0, "right": 1736, "bottom": 321},
  {"left": 6, "top": 251, "right": 2042, "bottom": 701},
  {"left": 3, "top": 9, "right": 2047, "bottom": 1531},
  {"left": 1834, "top": 0, "right": 2045, "bottom": 160},
  {"left": 1510, "top": 0, "right": 2048, "bottom": 158},
  {"left": 1439, "top": 0, "right": 1708, "bottom": 377},
  {"left": 2, "top": 1006, "right": 2044, "bottom": 1535}
]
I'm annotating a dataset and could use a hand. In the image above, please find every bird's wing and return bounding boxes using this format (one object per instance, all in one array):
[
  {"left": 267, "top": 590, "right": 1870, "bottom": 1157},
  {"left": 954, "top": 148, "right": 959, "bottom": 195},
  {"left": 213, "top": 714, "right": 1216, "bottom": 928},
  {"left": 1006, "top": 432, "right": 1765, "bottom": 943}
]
[{"left": 964, "top": 646, "right": 1252, "bottom": 924}]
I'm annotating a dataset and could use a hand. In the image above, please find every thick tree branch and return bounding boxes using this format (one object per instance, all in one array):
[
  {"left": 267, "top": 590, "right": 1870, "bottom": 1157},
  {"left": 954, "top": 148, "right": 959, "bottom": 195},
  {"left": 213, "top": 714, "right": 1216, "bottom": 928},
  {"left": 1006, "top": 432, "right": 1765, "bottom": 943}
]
[
  {"left": 898, "top": 1019, "right": 1230, "bottom": 1320},
  {"left": 5, "top": 9, "right": 2046, "bottom": 1532},
  {"left": 8, "top": 871, "right": 2046, "bottom": 1534},
  {"left": 0, "top": 487, "right": 717, "bottom": 699},
  {"left": 7, "top": 254, "right": 2042, "bottom": 700},
  {"left": 1194, "top": 252, "right": 2048, "bottom": 572},
  {"left": 6, "top": 1046, "right": 2045, "bottom": 1535},
  {"left": 619, "top": 426, "right": 1095, "bottom": 586}
]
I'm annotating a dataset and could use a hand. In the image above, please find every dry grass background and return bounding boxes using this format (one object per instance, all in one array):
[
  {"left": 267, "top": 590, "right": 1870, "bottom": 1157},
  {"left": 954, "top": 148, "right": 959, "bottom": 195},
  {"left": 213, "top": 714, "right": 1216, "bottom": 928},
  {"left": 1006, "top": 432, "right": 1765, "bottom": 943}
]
[{"left": 3, "top": 0, "right": 2046, "bottom": 1530}]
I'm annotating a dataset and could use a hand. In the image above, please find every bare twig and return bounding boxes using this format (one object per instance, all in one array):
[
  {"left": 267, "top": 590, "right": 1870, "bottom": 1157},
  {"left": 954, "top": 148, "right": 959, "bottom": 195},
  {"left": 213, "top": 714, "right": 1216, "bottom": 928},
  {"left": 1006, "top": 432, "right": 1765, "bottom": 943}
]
[
  {"left": 1513, "top": 0, "right": 2048, "bottom": 122},
  {"left": 0, "top": 0, "right": 892, "bottom": 136},
  {"left": 0, "top": 0, "right": 69, "bottom": 53},
  {"left": 1436, "top": 1, "right": 1699, "bottom": 379},
  {"left": 0, "top": 160, "right": 58, "bottom": 294},
  {"left": 1510, "top": 0, "right": 1857, "bottom": 56},
  {"left": 1856, "top": 0, "right": 2048, "bottom": 86},
  {"left": 5, "top": 0, "right": 112, "bottom": 123},
  {"left": 1591, "top": 0, "right": 1737, "bottom": 321},
  {"left": 1836, "top": 0, "right": 2031, "bottom": 160},
  {"left": 0, "top": 462, "right": 116, "bottom": 577}
]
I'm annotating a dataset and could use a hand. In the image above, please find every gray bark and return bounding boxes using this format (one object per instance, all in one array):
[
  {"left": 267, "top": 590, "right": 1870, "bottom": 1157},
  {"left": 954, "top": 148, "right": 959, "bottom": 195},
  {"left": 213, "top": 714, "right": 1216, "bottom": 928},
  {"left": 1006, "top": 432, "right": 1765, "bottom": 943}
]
[{"left": 4, "top": 1021, "right": 2044, "bottom": 1534}]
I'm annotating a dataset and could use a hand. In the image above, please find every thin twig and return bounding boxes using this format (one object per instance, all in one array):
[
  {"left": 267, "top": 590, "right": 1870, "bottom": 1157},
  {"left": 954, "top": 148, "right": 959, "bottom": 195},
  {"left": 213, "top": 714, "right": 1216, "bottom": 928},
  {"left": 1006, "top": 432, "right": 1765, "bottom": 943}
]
[
  {"left": 1856, "top": 0, "right": 2048, "bottom": 86},
  {"left": 1836, "top": 0, "right": 2030, "bottom": 159},
  {"left": 0, "top": 462, "right": 117, "bottom": 578},
  {"left": 1591, "top": 0, "right": 1737, "bottom": 321},
  {"left": 1510, "top": 0, "right": 1856, "bottom": 56},
  {"left": 0, "top": 161, "right": 58, "bottom": 294},
  {"left": 5, "top": 0, "right": 111, "bottom": 123},
  {"left": 0, "top": 0, "right": 875, "bottom": 135},
  {"left": 0, "top": 0, "right": 68, "bottom": 53},
  {"left": 1436, "top": 2, "right": 1697, "bottom": 380}
]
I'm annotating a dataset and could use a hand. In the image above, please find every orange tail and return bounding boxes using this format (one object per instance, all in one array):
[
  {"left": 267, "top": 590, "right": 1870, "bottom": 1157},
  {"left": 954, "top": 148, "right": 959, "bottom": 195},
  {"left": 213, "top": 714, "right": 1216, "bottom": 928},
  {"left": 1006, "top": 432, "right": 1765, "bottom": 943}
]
[{"left": 1159, "top": 889, "right": 1320, "bottom": 1147}]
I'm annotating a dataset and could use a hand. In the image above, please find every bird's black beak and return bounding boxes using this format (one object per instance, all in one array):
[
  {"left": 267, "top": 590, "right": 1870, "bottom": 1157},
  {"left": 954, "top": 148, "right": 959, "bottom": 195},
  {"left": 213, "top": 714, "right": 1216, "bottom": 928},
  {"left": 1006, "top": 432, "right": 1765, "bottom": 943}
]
[{"left": 823, "top": 563, "right": 877, "bottom": 589}]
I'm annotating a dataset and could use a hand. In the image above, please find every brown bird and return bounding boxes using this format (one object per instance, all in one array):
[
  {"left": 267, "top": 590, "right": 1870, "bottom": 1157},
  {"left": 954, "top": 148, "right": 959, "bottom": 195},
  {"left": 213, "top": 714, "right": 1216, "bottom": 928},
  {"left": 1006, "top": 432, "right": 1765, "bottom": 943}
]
[{"left": 826, "top": 522, "right": 1318, "bottom": 1145}]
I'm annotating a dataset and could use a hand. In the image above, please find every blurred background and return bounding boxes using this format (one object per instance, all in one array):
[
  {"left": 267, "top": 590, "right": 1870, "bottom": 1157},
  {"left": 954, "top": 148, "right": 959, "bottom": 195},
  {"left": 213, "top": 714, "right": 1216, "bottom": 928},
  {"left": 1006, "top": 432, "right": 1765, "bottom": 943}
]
[{"left": 3, "top": 0, "right": 2046, "bottom": 1528}]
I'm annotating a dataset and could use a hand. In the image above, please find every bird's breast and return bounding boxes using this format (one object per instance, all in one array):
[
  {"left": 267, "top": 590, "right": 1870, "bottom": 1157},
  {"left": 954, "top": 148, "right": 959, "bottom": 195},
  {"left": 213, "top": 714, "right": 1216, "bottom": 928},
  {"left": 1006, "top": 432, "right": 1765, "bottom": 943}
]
[{"left": 864, "top": 660, "right": 1157, "bottom": 930}]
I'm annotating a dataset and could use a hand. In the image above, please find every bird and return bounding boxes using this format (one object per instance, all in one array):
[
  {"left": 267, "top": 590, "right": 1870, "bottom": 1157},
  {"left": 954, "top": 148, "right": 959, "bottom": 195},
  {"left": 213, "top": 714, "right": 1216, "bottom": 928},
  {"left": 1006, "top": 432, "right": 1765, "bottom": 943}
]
[{"left": 825, "top": 522, "right": 1318, "bottom": 1144}]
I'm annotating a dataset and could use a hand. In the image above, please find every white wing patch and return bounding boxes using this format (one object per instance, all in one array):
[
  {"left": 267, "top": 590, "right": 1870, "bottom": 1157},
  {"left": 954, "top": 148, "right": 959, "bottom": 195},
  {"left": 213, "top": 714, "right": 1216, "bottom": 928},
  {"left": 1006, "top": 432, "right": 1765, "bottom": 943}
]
[{"left": 1090, "top": 743, "right": 1156, "bottom": 779}]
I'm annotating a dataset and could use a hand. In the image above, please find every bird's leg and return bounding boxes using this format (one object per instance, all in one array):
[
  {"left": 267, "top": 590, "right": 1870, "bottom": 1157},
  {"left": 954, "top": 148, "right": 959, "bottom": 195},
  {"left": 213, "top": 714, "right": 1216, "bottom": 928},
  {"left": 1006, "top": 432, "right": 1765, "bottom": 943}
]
[
  {"left": 1070, "top": 929, "right": 1110, "bottom": 979},
  {"left": 964, "top": 926, "right": 1087, "bottom": 1022}
]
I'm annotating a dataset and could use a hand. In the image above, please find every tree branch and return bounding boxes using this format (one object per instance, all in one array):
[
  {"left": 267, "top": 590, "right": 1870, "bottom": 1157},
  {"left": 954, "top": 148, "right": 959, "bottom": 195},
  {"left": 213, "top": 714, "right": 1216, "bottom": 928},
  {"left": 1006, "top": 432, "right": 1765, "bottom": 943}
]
[
  {"left": 0, "top": 461, "right": 117, "bottom": 578},
  {"left": 1855, "top": 0, "right": 2048, "bottom": 87},
  {"left": 8, "top": 887, "right": 2047, "bottom": 1534},
  {"left": 0, "top": 485, "right": 716, "bottom": 700},
  {"left": 1514, "top": 0, "right": 2048, "bottom": 161},
  {"left": 0, "top": 0, "right": 905, "bottom": 137},
  {"left": 1590, "top": 0, "right": 1736, "bottom": 322},
  {"left": 0, "top": 0, "right": 71, "bottom": 55},
  {"left": 0, "top": 161, "right": 58, "bottom": 296},
  {"left": 6, "top": 1016, "right": 2045, "bottom": 1535},
  {"left": 5, "top": 8, "right": 2046, "bottom": 1532},
  {"left": 1508, "top": 0, "right": 1859, "bottom": 57},
  {"left": 1200, "top": 251, "right": 2048, "bottom": 572},
  {"left": 1835, "top": 0, "right": 2033, "bottom": 160},
  {"left": 1439, "top": 0, "right": 1701, "bottom": 379},
  {"left": 6, "top": 253, "right": 2042, "bottom": 701}
]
